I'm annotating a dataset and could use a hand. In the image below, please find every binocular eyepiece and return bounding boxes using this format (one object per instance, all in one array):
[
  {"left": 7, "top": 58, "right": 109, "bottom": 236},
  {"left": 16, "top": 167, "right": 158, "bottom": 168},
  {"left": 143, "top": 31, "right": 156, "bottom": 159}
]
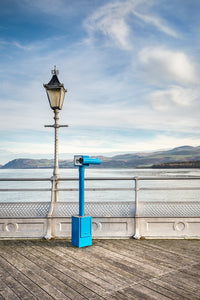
[
  {"left": 78, "top": 157, "right": 84, "bottom": 164},
  {"left": 74, "top": 155, "right": 101, "bottom": 166}
]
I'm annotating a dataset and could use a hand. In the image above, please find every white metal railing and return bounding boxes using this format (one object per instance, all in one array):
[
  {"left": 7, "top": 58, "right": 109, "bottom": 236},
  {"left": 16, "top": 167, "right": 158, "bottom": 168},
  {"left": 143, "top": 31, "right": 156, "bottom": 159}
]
[{"left": 0, "top": 176, "right": 200, "bottom": 219}]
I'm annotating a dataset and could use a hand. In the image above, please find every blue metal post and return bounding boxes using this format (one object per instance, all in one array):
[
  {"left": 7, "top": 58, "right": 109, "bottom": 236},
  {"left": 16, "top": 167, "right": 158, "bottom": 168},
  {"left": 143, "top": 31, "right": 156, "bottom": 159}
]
[
  {"left": 72, "top": 155, "right": 101, "bottom": 248},
  {"left": 79, "top": 165, "right": 85, "bottom": 216}
]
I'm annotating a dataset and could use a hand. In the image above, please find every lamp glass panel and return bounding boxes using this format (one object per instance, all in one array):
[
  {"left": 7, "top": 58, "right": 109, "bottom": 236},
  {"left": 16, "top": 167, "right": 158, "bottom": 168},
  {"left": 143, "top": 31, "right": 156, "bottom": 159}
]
[
  {"left": 59, "top": 87, "right": 66, "bottom": 110},
  {"left": 47, "top": 89, "right": 60, "bottom": 109}
]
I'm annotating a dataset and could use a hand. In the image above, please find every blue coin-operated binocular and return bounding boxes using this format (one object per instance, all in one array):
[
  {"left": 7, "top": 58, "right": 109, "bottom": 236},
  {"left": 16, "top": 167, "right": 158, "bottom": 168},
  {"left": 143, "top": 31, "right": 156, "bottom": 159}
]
[
  {"left": 72, "top": 155, "right": 101, "bottom": 248},
  {"left": 74, "top": 155, "right": 101, "bottom": 167}
]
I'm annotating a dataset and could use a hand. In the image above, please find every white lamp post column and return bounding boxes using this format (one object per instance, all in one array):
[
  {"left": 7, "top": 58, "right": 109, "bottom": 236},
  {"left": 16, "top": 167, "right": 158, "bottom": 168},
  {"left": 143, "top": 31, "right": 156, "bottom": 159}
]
[
  {"left": 44, "top": 66, "right": 68, "bottom": 203},
  {"left": 54, "top": 108, "right": 60, "bottom": 178}
]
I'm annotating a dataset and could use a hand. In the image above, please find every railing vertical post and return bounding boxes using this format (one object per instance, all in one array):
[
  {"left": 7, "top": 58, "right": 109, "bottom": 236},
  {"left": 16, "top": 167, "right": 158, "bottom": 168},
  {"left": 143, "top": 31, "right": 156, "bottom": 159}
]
[
  {"left": 133, "top": 177, "right": 141, "bottom": 239},
  {"left": 45, "top": 176, "right": 56, "bottom": 239}
]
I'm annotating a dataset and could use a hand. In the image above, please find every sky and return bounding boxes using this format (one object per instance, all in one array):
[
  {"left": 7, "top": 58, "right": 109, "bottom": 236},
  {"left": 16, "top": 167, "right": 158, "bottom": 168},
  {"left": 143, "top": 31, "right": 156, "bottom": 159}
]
[{"left": 0, "top": 0, "right": 200, "bottom": 164}]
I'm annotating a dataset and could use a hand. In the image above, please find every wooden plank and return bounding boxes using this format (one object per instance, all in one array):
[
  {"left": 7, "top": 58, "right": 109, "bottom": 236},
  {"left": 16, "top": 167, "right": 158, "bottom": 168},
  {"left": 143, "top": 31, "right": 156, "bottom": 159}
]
[
  {"left": 121, "top": 239, "right": 196, "bottom": 267},
  {"left": 17, "top": 241, "right": 105, "bottom": 300},
  {"left": 23, "top": 240, "right": 111, "bottom": 298},
  {"left": 139, "top": 280, "right": 190, "bottom": 300},
  {"left": 59, "top": 241, "right": 133, "bottom": 289},
  {"left": 117, "top": 284, "right": 171, "bottom": 300},
  {"left": 83, "top": 244, "right": 152, "bottom": 282},
  {"left": 0, "top": 239, "right": 199, "bottom": 300},
  {"left": 154, "top": 271, "right": 200, "bottom": 296},
  {"left": 106, "top": 290, "right": 138, "bottom": 299},
  {"left": 96, "top": 239, "right": 172, "bottom": 274},
  {"left": 42, "top": 244, "right": 126, "bottom": 289},
  {"left": 184, "top": 263, "right": 200, "bottom": 276},
  {"left": 40, "top": 239, "right": 132, "bottom": 286},
  {"left": 151, "top": 276, "right": 200, "bottom": 299},
  {"left": 171, "top": 270, "right": 200, "bottom": 290},
  {"left": 139, "top": 240, "right": 200, "bottom": 261},
  {"left": 0, "top": 258, "right": 38, "bottom": 300},
  {"left": 122, "top": 239, "right": 194, "bottom": 264},
  {"left": 0, "top": 278, "right": 21, "bottom": 300},
  {"left": 48, "top": 240, "right": 137, "bottom": 285},
  {"left": 33, "top": 242, "right": 116, "bottom": 293},
  {"left": 86, "top": 243, "right": 157, "bottom": 279},
  {"left": 103, "top": 240, "right": 198, "bottom": 298},
  {"left": 8, "top": 244, "right": 86, "bottom": 300},
  {"left": 179, "top": 266, "right": 200, "bottom": 285},
  {"left": 0, "top": 245, "right": 70, "bottom": 300},
  {"left": 39, "top": 242, "right": 125, "bottom": 293},
  {"left": 0, "top": 243, "right": 85, "bottom": 300}
]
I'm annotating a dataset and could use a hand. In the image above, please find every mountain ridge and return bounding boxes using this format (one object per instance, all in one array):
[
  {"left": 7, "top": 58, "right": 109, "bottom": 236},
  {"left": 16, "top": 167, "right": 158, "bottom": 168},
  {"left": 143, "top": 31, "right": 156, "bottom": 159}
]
[{"left": 1, "top": 145, "right": 200, "bottom": 169}]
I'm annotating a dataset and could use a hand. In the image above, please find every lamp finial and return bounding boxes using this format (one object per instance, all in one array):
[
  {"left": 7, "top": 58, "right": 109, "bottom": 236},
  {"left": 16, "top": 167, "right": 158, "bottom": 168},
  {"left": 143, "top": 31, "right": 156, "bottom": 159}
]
[{"left": 51, "top": 65, "right": 59, "bottom": 75}]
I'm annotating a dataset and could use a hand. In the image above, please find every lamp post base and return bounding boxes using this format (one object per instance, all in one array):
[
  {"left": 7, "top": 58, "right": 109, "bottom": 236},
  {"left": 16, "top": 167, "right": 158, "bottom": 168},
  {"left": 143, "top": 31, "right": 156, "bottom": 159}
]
[{"left": 71, "top": 216, "right": 92, "bottom": 248}]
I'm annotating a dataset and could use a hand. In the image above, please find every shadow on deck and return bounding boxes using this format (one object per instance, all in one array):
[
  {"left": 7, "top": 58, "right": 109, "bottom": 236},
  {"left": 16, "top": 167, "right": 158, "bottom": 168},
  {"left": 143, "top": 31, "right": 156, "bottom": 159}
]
[{"left": 0, "top": 239, "right": 199, "bottom": 299}]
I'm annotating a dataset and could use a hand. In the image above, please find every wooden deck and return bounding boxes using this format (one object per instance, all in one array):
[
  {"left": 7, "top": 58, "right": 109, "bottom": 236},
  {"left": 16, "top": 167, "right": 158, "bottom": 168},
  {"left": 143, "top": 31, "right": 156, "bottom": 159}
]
[{"left": 0, "top": 239, "right": 199, "bottom": 299}]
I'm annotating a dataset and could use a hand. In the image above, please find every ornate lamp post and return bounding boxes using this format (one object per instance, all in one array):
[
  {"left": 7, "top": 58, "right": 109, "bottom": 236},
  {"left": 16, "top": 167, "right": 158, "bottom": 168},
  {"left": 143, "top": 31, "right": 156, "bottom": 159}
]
[{"left": 44, "top": 66, "right": 68, "bottom": 202}]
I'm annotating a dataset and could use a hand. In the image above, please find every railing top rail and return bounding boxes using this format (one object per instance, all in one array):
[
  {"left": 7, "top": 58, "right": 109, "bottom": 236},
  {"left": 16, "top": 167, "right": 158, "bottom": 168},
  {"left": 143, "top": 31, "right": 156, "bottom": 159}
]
[
  {"left": 0, "top": 200, "right": 132, "bottom": 204},
  {"left": 85, "top": 176, "right": 200, "bottom": 181},
  {"left": 1, "top": 176, "right": 200, "bottom": 182},
  {"left": 60, "top": 176, "right": 200, "bottom": 180},
  {"left": 65, "top": 176, "right": 200, "bottom": 181},
  {"left": 0, "top": 178, "right": 51, "bottom": 181},
  {"left": 0, "top": 200, "right": 199, "bottom": 205},
  {"left": 140, "top": 200, "right": 200, "bottom": 204},
  {"left": 137, "top": 176, "right": 200, "bottom": 180},
  {"left": 60, "top": 177, "right": 135, "bottom": 181},
  {"left": 0, "top": 201, "right": 51, "bottom": 204}
]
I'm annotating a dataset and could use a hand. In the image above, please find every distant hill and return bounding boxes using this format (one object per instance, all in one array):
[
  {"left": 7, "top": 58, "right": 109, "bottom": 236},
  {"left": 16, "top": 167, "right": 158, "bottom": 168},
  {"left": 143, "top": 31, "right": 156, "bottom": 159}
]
[
  {"left": 1, "top": 158, "right": 73, "bottom": 169},
  {"left": 101, "top": 145, "right": 200, "bottom": 168},
  {"left": 152, "top": 160, "right": 200, "bottom": 168},
  {"left": 1, "top": 145, "right": 200, "bottom": 169}
]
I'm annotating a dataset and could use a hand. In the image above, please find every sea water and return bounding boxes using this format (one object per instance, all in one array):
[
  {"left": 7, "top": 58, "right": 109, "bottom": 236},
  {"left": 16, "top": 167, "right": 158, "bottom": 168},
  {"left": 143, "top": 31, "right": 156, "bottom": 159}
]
[{"left": 0, "top": 168, "right": 200, "bottom": 203}]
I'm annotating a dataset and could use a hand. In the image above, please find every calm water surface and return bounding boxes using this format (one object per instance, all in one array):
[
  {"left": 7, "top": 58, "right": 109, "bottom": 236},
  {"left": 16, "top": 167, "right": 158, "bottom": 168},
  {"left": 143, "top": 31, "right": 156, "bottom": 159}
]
[{"left": 0, "top": 168, "right": 200, "bottom": 203}]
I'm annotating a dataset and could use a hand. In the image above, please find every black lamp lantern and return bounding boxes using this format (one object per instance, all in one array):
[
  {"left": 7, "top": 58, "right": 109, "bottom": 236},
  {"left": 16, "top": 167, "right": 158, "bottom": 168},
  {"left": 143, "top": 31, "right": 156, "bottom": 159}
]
[{"left": 44, "top": 66, "right": 67, "bottom": 110}]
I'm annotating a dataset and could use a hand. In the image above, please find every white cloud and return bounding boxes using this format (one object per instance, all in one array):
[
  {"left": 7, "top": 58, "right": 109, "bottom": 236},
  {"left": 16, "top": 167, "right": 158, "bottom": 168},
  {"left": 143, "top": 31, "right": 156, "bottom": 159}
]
[
  {"left": 65, "top": 99, "right": 200, "bottom": 135},
  {"left": 13, "top": 41, "right": 33, "bottom": 51},
  {"left": 105, "top": 18, "right": 131, "bottom": 50},
  {"left": 85, "top": 1, "right": 133, "bottom": 50},
  {"left": 133, "top": 10, "right": 179, "bottom": 38},
  {"left": 139, "top": 47, "right": 197, "bottom": 84},
  {"left": 1, "top": 0, "right": 200, "bottom": 164},
  {"left": 128, "top": 135, "right": 200, "bottom": 153},
  {"left": 0, "top": 39, "right": 33, "bottom": 51},
  {"left": 56, "top": 133, "right": 200, "bottom": 155},
  {"left": 0, "top": 43, "right": 198, "bottom": 139},
  {"left": 0, "top": 142, "right": 53, "bottom": 155},
  {"left": 1, "top": 131, "right": 200, "bottom": 163},
  {"left": 149, "top": 86, "right": 199, "bottom": 111},
  {"left": 85, "top": 0, "right": 179, "bottom": 50}
]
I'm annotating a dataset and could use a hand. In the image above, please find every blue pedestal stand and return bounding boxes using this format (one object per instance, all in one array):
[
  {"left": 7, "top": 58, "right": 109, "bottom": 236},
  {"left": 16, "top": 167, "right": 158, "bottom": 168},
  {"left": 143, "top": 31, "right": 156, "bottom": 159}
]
[
  {"left": 72, "top": 165, "right": 92, "bottom": 248},
  {"left": 72, "top": 215, "right": 92, "bottom": 248}
]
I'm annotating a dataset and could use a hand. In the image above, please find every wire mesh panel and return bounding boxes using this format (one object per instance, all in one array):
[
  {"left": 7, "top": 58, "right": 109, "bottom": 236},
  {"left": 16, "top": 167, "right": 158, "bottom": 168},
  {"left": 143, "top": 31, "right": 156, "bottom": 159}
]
[
  {"left": 54, "top": 201, "right": 135, "bottom": 217},
  {"left": 139, "top": 201, "right": 200, "bottom": 217},
  {"left": 0, "top": 202, "right": 51, "bottom": 217}
]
